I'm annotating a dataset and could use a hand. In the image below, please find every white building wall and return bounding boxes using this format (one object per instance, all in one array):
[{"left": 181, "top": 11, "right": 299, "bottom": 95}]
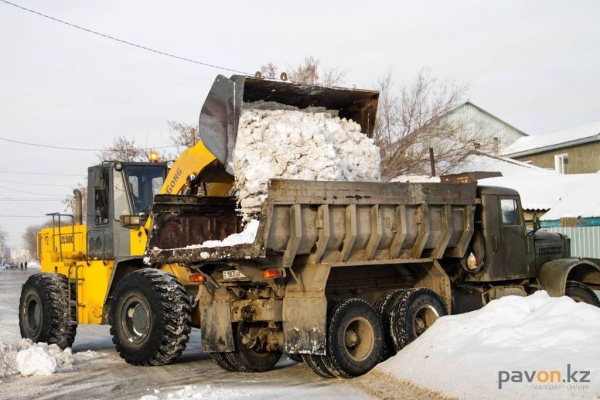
[{"left": 440, "top": 103, "right": 527, "bottom": 151}]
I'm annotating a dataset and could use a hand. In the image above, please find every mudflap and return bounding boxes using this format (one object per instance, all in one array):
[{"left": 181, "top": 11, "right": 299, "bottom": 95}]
[
  {"left": 200, "top": 287, "right": 235, "bottom": 352},
  {"left": 283, "top": 296, "right": 327, "bottom": 355}
]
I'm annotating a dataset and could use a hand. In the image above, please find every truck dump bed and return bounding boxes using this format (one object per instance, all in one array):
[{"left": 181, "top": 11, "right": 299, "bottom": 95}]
[{"left": 146, "top": 179, "right": 477, "bottom": 266}]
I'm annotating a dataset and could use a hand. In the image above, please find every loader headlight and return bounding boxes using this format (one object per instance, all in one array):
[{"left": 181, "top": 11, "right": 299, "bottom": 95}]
[
  {"left": 114, "top": 162, "right": 123, "bottom": 171},
  {"left": 167, "top": 160, "right": 174, "bottom": 169}
]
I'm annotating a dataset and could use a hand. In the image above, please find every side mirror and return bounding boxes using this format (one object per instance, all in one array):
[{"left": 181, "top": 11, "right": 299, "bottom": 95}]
[
  {"left": 120, "top": 215, "right": 141, "bottom": 229},
  {"left": 532, "top": 211, "right": 541, "bottom": 232},
  {"left": 93, "top": 166, "right": 105, "bottom": 190}
]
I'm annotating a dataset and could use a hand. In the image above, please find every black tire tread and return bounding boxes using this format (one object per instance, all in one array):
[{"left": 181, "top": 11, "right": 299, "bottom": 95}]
[
  {"left": 110, "top": 268, "right": 191, "bottom": 366},
  {"left": 565, "top": 281, "right": 600, "bottom": 307},
  {"left": 210, "top": 352, "right": 237, "bottom": 371},
  {"left": 302, "top": 354, "right": 335, "bottom": 378},
  {"left": 19, "top": 273, "right": 77, "bottom": 349}
]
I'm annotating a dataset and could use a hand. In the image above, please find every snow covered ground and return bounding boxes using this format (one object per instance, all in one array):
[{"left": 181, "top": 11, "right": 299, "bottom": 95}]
[{"left": 372, "top": 291, "right": 600, "bottom": 399}]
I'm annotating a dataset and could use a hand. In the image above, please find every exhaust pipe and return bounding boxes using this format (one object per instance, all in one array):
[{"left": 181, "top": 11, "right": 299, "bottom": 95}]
[{"left": 73, "top": 189, "right": 83, "bottom": 225}]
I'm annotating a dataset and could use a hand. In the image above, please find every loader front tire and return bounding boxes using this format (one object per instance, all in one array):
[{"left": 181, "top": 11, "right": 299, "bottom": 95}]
[
  {"left": 19, "top": 273, "right": 77, "bottom": 349},
  {"left": 110, "top": 268, "right": 191, "bottom": 366}
]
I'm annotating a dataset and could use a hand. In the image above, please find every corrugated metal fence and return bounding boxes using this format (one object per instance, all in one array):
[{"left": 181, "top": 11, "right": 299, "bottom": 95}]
[{"left": 545, "top": 226, "right": 600, "bottom": 258}]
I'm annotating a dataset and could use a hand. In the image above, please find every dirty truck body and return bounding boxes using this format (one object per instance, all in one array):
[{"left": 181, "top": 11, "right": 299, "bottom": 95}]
[{"left": 146, "top": 176, "right": 600, "bottom": 377}]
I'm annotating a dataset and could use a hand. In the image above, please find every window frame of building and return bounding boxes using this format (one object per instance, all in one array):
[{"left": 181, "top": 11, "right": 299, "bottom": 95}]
[{"left": 554, "top": 153, "right": 569, "bottom": 174}]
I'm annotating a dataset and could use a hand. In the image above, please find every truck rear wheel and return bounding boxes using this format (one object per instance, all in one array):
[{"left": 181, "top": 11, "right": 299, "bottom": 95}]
[
  {"left": 210, "top": 352, "right": 237, "bottom": 371},
  {"left": 565, "top": 281, "right": 600, "bottom": 307},
  {"left": 224, "top": 322, "right": 282, "bottom": 373},
  {"left": 390, "top": 288, "right": 446, "bottom": 352},
  {"left": 324, "top": 298, "right": 383, "bottom": 378},
  {"left": 375, "top": 289, "right": 406, "bottom": 360},
  {"left": 19, "top": 273, "right": 77, "bottom": 349},
  {"left": 110, "top": 269, "right": 191, "bottom": 366}
]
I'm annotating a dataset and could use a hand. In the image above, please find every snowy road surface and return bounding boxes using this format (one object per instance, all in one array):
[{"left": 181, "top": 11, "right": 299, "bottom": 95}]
[{"left": 0, "top": 268, "right": 438, "bottom": 400}]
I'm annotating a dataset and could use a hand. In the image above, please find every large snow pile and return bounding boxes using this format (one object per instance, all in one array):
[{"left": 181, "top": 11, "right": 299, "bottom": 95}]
[
  {"left": 185, "top": 219, "right": 259, "bottom": 250},
  {"left": 0, "top": 339, "right": 74, "bottom": 377},
  {"left": 140, "top": 385, "right": 248, "bottom": 400},
  {"left": 373, "top": 291, "right": 600, "bottom": 399},
  {"left": 233, "top": 105, "right": 381, "bottom": 214}
]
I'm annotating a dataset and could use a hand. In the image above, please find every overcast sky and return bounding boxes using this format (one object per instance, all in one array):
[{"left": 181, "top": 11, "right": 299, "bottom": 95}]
[{"left": 1, "top": 0, "right": 599, "bottom": 247}]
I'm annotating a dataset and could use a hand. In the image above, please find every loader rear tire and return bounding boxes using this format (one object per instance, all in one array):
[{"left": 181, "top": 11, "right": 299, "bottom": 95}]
[
  {"left": 324, "top": 298, "right": 383, "bottom": 378},
  {"left": 390, "top": 288, "right": 446, "bottom": 352},
  {"left": 110, "top": 268, "right": 191, "bottom": 366},
  {"left": 224, "top": 322, "right": 281, "bottom": 373},
  {"left": 565, "top": 281, "right": 600, "bottom": 307},
  {"left": 210, "top": 352, "right": 237, "bottom": 371},
  {"left": 19, "top": 273, "right": 77, "bottom": 349}
]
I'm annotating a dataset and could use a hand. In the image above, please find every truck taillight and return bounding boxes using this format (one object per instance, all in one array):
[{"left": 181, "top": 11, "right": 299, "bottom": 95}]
[
  {"left": 263, "top": 269, "right": 284, "bottom": 279},
  {"left": 189, "top": 274, "right": 206, "bottom": 283}
]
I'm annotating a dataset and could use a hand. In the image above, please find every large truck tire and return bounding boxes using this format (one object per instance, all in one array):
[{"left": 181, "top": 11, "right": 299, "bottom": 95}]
[
  {"left": 110, "top": 268, "right": 191, "bottom": 366},
  {"left": 224, "top": 322, "right": 281, "bottom": 373},
  {"left": 390, "top": 288, "right": 446, "bottom": 352},
  {"left": 375, "top": 289, "right": 407, "bottom": 360},
  {"left": 302, "top": 354, "right": 335, "bottom": 378},
  {"left": 210, "top": 352, "right": 237, "bottom": 371},
  {"left": 324, "top": 298, "right": 383, "bottom": 378},
  {"left": 19, "top": 273, "right": 77, "bottom": 349},
  {"left": 565, "top": 281, "right": 600, "bottom": 307}
]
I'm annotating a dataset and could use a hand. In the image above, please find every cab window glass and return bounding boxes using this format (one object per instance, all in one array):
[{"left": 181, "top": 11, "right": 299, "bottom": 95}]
[
  {"left": 94, "top": 168, "right": 109, "bottom": 225},
  {"left": 113, "top": 171, "right": 131, "bottom": 220},
  {"left": 500, "top": 199, "right": 519, "bottom": 225},
  {"left": 124, "top": 166, "right": 166, "bottom": 215}
]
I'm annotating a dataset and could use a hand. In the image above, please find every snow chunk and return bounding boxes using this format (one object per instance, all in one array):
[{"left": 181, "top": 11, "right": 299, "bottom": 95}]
[
  {"left": 0, "top": 339, "right": 78, "bottom": 378},
  {"left": 373, "top": 291, "right": 600, "bottom": 399},
  {"left": 232, "top": 106, "right": 381, "bottom": 214},
  {"left": 185, "top": 219, "right": 260, "bottom": 249},
  {"left": 142, "top": 384, "right": 248, "bottom": 400}
]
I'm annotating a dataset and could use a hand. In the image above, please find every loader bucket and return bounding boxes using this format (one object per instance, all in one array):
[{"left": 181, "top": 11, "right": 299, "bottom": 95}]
[{"left": 198, "top": 75, "right": 379, "bottom": 170}]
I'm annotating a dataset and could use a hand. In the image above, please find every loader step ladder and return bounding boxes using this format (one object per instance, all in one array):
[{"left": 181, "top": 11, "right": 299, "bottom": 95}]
[{"left": 47, "top": 213, "right": 85, "bottom": 324}]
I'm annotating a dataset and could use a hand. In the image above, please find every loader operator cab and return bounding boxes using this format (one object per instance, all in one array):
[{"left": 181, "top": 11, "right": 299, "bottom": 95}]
[{"left": 88, "top": 161, "right": 168, "bottom": 260}]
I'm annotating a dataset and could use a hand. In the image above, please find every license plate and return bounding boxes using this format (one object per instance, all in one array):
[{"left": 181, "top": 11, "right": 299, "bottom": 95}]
[{"left": 222, "top": 270, "right": 246, "bottom": 280}]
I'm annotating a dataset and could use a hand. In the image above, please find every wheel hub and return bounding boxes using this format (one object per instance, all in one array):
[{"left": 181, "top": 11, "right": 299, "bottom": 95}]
[
  {"left": 25, "top": 294, "right": 42, "bottom": 336},
  {"left": 413, "top": 305, "right": 439, "bottom": 337},
  {"left": 343, "top": 317, "right": 374, "bottom": 362},
  {"left": 121, "top": 295, "right": 151, "bottom": 344}
]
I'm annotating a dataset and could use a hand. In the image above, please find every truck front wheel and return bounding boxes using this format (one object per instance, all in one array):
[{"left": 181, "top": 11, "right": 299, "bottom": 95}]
[
  {"left": 565, "top": 281, "right": 600, "bottom": 307},
  {"left": 110, "top": 269, "right": 191, "bottom": 366}
]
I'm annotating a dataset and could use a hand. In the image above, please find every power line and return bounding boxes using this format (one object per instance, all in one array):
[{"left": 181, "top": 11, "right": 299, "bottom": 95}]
[
  {"left": 0, "top": 193, "right": 44, "bottom": 213},
  {"left": 0, "top": 179, "right": 74, "bottom": 187},
  {"left": 0, "top": 170, "right": 83, "bottom": 177},
  {"left": 0, "top": 185, "right": 69, "bottom": 197},
  {"left": 0, "top": 0, "right": 251, "bottom": 75},
  {"left": 0, "top": 136, "right": 178, "bottom": 152},
  {"left": 0, "top": 215, "right": 46, "bottom": 218}
]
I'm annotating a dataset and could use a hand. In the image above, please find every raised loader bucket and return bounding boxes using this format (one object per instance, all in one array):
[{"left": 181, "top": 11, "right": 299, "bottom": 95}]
[{"left": 198, "top": 75, "right": 379, "bottom": 172}]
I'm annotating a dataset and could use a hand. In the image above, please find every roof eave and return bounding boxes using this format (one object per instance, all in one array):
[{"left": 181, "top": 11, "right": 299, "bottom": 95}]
[{"left": 503, "top": 134, "right": 600, "bottom": 158}]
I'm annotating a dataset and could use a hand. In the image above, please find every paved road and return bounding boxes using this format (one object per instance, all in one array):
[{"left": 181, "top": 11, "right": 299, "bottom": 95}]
[{"left": 0, "top": 268, "right": 378, "bottom": 400}]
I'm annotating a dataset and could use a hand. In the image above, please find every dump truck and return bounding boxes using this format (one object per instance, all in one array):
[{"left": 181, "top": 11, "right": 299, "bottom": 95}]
[{"left": 21, "top": 74, "right": 600, "bottom": 378}]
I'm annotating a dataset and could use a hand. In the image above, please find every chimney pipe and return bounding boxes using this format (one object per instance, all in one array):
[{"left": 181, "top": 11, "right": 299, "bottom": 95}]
[{"left": 73, "top": 189, "right": 83, "bottom": 225}]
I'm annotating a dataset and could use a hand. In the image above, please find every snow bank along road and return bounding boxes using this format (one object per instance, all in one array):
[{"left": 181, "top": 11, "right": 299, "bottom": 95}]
[{"left": 0, "top": 269, "right": 442, "bottom": 400}]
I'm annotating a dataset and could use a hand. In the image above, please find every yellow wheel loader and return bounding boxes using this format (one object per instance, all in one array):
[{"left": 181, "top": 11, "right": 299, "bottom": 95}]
[{"left": 19, "top": 74, "right": 378, "bottom": 367}]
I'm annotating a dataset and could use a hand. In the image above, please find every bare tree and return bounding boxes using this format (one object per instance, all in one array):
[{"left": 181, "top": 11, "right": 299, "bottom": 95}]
[
  {"left": 167, "top": 121, "right": 198, "bottom": 156},
  {"left": 259, "top": 56, "right": 347, "bottom": 86},
  {"left": 0, "top": 226, "right": 7, "bottom": 264},
  {"left": 63, "top": 181, "right": 88, "bottom": 222},
  {"left": 374, "top": 68, "right": 479, "bottom": 180},
  {"left": 21, "top": 222, "right": 52, "bottom": 261},
  {"left": 99, "top": 135, "right": 150, "bottom": 162}
]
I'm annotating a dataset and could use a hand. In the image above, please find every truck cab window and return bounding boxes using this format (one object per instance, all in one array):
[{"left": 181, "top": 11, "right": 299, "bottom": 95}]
[
  {"left": 113, "top": 171, "right": 131, "bottom": 220},
  {"left": 124, "top": 166, "right": 166, "bottom": 215},
  {"left": 500, "top": 198, "right": 519, "bottom": 225},
  {"left": 94, "top": 169, "right": 109, "bottom": 225}
]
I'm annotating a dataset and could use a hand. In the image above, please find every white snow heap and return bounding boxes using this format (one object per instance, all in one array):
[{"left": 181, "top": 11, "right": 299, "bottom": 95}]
[
  {"left": 0, "top": 339, "right": 74, "bottom": 377},
  {"left": 233, "top": 106, "right": 381, "bottom": 214},
  {"left": 373, "top": 291, "right": 600, "bottom": 400},
  {"left": 185, "top": 219, "right": 260, "bottom": 250}
]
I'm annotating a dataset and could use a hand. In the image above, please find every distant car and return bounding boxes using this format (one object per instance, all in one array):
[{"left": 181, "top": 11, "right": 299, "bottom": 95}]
[{"left": 5, "top": 263, "right": 17, "bottom": 269}]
